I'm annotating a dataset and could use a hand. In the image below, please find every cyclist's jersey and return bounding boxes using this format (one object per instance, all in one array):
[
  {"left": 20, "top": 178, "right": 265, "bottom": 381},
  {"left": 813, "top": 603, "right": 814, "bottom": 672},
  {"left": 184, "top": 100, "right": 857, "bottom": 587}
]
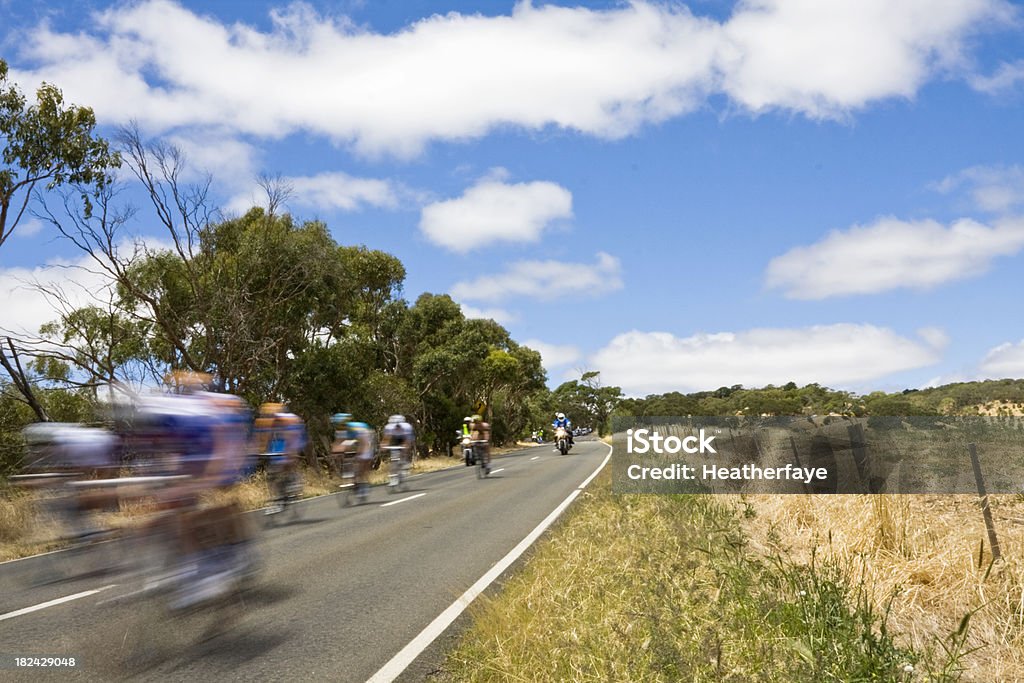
[
  {"left": 348, "top": 424, "right": 375, "bottom": 460},
  {"left": 265, "top": 412, "right": 306, "bottom": 467},
  {"left": 22, "top": 423, "right": 117, "bottom": 472},
  {"left": 383, "top": 421, "right": 413, "bottom": 445}
]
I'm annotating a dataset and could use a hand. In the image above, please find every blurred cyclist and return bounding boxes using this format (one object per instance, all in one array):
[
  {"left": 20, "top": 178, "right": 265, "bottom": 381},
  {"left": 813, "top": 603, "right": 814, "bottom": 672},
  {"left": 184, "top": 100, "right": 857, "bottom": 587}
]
[
  {"left": 256, "top": 403, "right": 307, "bottom": 514},
  {"left": 382, "top": 414, "right": 414, "bottom": 488},
  {"left": 332, "top": 413, "right": 375, "bottom": 502},
  {"left": 469, "top": 414, "right": 491, "bottom": 474}
]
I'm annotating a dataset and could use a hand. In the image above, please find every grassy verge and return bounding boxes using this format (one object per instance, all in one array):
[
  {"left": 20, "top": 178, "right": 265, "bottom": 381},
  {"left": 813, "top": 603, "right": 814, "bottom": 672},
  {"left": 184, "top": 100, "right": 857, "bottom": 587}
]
[
  {"left": 739, "top": 493, "right": 1024, "bottom": 681},
  {"left": 444, "top": 470, "right": 926, "bottom": 682}
]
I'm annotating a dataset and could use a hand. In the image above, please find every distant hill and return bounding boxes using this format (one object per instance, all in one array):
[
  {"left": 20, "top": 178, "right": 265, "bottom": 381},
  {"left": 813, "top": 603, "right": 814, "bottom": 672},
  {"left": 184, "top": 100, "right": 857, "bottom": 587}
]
[{"left": 615, "top": 378, "right": 1024, "bottom": 417}]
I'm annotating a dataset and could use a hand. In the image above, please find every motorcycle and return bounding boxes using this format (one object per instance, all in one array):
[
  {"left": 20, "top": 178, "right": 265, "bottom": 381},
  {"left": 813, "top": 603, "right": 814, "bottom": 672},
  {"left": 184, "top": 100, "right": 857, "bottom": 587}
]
[
  {"left": 461, "top": 433, "right": 476, "bottom": 466},
  {"left": 555, "top": 426, "right": 571, "bottom": 455}
]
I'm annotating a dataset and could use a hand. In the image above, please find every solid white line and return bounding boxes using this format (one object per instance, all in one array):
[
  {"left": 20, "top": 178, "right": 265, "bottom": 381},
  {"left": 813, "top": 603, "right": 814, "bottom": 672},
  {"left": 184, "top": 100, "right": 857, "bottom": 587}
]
[
  {"left": 366, "top": 441, "right": 613, "bottom": 683},
  {"left": 530, "top": 456, "right": 539, "bottom": 461},
  {"left": 0, "top": 585, "right": 115, "bottom": 622},
  {"left": 380, "top": 493, "right": 427, "bottom": 508},
  {"left": 489, "top": 468, "right": 505, "bottom": 474},
  {"left": 578, "top": 445, "right": 613, "bottom": 490}
]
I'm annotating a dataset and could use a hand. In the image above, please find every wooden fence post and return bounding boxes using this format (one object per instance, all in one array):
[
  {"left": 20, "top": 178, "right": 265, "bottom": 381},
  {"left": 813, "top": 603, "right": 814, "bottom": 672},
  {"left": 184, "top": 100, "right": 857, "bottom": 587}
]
[{"left": 968, "top": 442, "right": 1002, "bottom": 562}]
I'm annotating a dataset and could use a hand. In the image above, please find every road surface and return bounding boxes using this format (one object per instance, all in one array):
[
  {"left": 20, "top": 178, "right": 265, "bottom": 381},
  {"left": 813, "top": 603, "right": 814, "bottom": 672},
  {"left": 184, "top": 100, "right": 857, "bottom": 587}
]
[{"left": 0, "top": 438, "right": 610, "bottom": 681}]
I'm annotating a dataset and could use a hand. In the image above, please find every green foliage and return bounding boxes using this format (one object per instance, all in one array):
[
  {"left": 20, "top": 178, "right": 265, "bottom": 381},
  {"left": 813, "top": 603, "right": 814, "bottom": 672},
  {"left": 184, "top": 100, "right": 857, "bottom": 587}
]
[
  {"left": 549, "top": 371, "right": 623, "bottom": 435},
  {"left": 0, "top": 58, "right": 118, "bottom": 247}
]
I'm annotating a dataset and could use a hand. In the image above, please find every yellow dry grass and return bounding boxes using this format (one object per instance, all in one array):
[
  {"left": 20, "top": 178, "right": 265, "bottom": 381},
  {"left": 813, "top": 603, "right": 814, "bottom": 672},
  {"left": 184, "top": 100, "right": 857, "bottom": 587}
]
[{"left": 736, "top": 493, "right": 1024, "bottom": 681}]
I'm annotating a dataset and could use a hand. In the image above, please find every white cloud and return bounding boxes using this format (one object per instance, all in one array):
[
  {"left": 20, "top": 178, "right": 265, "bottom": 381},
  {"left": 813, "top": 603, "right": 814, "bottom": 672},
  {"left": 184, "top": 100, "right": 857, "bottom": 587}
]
[
  {"left": 765, "top": 216, "right": 1024, "bottom": 299},
  {"left": 0, "top": 258, "right": 111, "bottom": 335},
  {"left": 14, "top": 218, "right": 45, "bottom": 238},
  {"left": 458, "top": 304, "right": 518, "bottom": 325},
  {"left": 590, "top": 324, "right": 945, "bottom": 395},
  {"left": 0, "top": 238, "right": 176, "bottom": 336},
  {"left": 979, "top": 340, "right": 1024, "bottom": 378},
  {"left": 718, "top": 0, "right": 1009, "bottom": 117},
  {"left": 451, "top": 252, "right": 622, "bottom": 302},
  {"left": 970, "top": 58, "right": 1024, "bottom": 94},
  {"left": 933, "top": 164, "right": 1024, "bottom": 214},
  {"left": 166, "top": 132, "right": 261, "bottom": 188},
  {"left": 7, "top": 0, "right": 1009, "bottom": 156},
  {"left": 522, "top": 338, "right": 582, "bottom": 369},
  {"left": 420, "top": 175, "right": 572, "bottom": 252},
  {"left": 226, "top": 171, "right": 401, "bottom": 214}
]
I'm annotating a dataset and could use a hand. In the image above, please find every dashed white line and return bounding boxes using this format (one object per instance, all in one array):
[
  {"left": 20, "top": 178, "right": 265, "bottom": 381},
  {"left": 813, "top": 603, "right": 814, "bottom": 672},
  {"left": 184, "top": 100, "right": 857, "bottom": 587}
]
[
  {"left": 530, "top": 456, "right": 539, "bottom": 461},
  {"left": 0, "top": 585, "right": 115, "bottom": 622},
  {"left": 367, "top": 441, "right": 613, "bottom": 683},
  {"left": 380, "top": 493, "right": 427, "bottom": 507},
  {"left": 489, "top": 468, "right": 505, "bottom": 474}
]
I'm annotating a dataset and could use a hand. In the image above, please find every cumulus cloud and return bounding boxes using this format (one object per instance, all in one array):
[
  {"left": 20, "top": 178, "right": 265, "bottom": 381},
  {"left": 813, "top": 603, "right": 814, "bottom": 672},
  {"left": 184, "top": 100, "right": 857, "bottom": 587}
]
[
  {"left": 591, "top": 324, "right": 945, "bottom": 395},
  {"left": 226, "top": 171, "right": 402, "bottom": 214},
  {"left": 14, "top": 218, "right": 45, "bottom": 239},
  {"left": 765, "top": 216, "right": 1024, "bottom": 299},
  {"left": 458, "top": 304, "right": 518, "bottom": 325},
  {"left": 0, "top": 238, "right": 177, "bottom": 336},
  {"left": 451, "top": 252, "right": 622, "bottom": 302},
  {"left": 419, "top": 174, "right": 572, "bottom": 252},
  {"left": 979, "top": 340, "right": 1024, "bottom": 378},
  {"left": 933, "top": 164, "right": 1024, "bottom": 214},
  {"left": 718, "top": 0, "right": 1009, "bottom": 117},
  {"left": 522, "top": 338, "right": 582, "bottom": 369},
  {"left": 6, "top": 0, "right": 1009, "bottom": 155},
  {"left": 970, "top": 58, "right": 1024, "bottom": 94},
  {"left": 0, "top": 257, "right": 112, "bottom": 335}
]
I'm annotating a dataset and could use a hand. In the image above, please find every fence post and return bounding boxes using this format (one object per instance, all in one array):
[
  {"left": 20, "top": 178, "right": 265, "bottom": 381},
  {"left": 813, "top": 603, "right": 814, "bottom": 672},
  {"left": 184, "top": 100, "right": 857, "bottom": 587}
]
[
  {"left": 968, "top": 442, "right": 1001, "bottom": 562},
  {"left": 789, "top": 436, "right": 811, "bottom": 495}
]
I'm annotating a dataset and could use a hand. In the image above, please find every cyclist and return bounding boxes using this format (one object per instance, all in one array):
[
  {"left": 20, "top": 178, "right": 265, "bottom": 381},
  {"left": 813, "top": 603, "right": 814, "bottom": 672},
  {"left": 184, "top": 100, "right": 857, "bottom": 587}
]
[
  {"left": 469, "top": 414, "right": 491, "bottom": 474},
  {"left": 256, "top": 403, "right": 306, "bottom": 514},
  {"left": 552, "top": 412, "right": 574, "bottom": 450},
  {"left": 382, "top": 414, "right": 415, "bottom": 488},
  {"left": 332, "top": 413, "right": 375, "bottom": 502}
]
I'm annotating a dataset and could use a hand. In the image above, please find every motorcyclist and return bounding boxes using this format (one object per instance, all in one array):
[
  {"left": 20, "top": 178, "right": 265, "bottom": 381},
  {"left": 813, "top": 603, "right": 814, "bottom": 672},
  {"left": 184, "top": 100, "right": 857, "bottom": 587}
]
[
  {"left": 382, "top": 414, "right": 415, "bottom": 487},
  {"left": 470, "top": 413, "right": 491, "bottom": 474},
  {"left": 552, "top": 412, "right": 574, "bottom": 450},
  {"left": 459, "top": 416, "right": 475, "bottom": 466}
]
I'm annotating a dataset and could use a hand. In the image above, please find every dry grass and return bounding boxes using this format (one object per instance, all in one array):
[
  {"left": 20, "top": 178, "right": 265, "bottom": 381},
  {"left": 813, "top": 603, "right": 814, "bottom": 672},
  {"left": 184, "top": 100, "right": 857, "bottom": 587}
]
[
  {"left": 736, "top": 493, "right": 1024, "bottom": 681},
  {"left": 445, "top": 471, "right": 917, "bottom": 682}
]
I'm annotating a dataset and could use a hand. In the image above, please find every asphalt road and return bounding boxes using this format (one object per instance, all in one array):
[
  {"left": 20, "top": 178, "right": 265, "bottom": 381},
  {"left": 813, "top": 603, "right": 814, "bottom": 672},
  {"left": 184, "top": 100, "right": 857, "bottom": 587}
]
[{"left": 0, "top": 438, "right": 610, "bottom": 681}]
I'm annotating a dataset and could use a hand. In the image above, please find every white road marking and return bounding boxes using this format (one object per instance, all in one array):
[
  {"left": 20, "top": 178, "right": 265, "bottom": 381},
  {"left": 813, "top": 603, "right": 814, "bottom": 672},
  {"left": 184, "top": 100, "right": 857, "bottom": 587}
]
[
  {"left": 530, "top": 456, "right": 539, "bottom": 461},
  {"left": 380, "top": 493, "right": 427, "bottom": 507},
  {"left": 367, "top": 441, "right": 614, "bottom": 683},
  {"left": 0, "top": 585, "right": 115, "bottom": 622},
  {"left": 489, "top": 468, "right": 505, "bottom": 474}
]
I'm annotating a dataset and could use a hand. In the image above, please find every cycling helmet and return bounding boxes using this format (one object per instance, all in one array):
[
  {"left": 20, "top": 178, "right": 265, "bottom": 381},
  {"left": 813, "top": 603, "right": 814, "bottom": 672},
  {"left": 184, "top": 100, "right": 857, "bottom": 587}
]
[
  {"left": 331, "top": 413, "right": 351, "bottom": 427},
  {"left": 388, "top": 415, "right": 405, "bottom": 425},
  {"left": 260, "top": 402, "right": 285, "bottom": 417},
  {"left": 464, "top": 416, "right": 473, "bottom": 423}
]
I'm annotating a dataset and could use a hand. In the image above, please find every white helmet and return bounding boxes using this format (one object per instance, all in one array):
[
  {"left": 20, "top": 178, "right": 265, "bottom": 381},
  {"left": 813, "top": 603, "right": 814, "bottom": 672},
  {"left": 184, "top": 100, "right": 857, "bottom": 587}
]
[
  {"left": 388, "top": 414, "right": 405, "bottom": 424},
  {"left": 557, "top": 413, "right": 565, "bottom": 420}
]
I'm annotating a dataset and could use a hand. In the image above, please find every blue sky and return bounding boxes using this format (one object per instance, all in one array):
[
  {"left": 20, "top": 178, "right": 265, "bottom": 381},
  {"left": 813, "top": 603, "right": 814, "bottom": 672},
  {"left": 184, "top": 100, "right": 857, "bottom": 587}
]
[{"left": 2, "top": 0, "right": 1024, "bottom": 396}]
